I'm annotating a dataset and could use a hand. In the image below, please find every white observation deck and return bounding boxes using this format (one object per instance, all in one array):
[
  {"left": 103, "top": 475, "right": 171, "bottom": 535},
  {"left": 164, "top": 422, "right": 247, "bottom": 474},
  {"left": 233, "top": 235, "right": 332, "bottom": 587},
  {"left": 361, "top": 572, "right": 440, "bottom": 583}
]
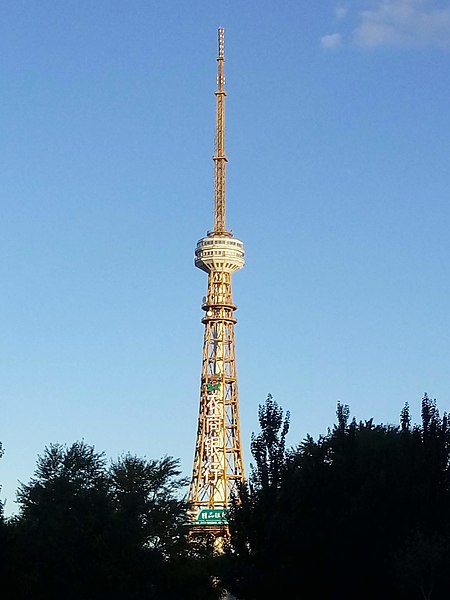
[{"left": 195, "top": 232, "right": 245, "bottom": 274}]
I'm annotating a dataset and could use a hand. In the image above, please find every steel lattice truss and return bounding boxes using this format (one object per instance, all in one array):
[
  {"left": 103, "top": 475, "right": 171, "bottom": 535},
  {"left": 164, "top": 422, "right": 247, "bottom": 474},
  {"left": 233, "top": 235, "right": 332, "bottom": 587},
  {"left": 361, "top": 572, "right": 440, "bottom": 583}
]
[{"left": 188, "top": 29, "right": 245, "bottom": 536}]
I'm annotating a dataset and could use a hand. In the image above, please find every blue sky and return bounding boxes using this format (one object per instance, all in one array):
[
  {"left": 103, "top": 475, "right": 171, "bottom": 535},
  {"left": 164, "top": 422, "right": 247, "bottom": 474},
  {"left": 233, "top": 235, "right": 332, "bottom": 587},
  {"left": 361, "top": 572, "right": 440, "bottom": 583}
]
[{"left": 1, "top": 0, "right": 450, "bottom": 515}]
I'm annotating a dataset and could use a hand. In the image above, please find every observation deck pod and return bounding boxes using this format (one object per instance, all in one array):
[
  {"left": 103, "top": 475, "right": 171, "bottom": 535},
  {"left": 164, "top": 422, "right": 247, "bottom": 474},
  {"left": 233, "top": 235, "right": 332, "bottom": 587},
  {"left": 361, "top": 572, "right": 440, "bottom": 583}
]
[{"left": 195, "top": 233, "right": 245, "bottom": 274}]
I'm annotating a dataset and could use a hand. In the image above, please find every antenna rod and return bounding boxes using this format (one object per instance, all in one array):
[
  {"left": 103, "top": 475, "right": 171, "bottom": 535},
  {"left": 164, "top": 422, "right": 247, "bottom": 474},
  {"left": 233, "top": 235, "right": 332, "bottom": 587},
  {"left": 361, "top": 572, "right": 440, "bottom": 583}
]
[{"left": 213, "top": 27, "right": 227, "bottom": 234}]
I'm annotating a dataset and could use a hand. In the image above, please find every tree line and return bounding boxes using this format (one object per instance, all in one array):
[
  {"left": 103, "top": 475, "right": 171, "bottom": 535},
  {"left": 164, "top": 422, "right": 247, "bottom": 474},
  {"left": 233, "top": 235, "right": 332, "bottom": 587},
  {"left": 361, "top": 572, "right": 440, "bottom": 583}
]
[
  {"left": 0, "top": 444, "right": 219, "bottom": 599},
  {"left": 2, "top": 394, "right": 450, "bottom": 599}
]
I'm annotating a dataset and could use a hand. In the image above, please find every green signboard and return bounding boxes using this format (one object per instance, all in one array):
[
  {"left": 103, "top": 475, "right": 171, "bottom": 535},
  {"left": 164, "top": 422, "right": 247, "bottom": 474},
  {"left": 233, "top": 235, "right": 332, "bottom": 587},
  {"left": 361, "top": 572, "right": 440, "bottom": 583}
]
[{"left": 197, "top": 509, "right": 228, "bottom": 525}]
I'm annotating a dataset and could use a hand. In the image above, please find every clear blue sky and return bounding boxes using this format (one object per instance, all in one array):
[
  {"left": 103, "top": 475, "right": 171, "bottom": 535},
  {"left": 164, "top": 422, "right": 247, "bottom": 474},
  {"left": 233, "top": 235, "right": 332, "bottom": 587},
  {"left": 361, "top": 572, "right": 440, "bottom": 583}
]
[{"left": 1, "top": 0, "right": 450, "bottom": 515}]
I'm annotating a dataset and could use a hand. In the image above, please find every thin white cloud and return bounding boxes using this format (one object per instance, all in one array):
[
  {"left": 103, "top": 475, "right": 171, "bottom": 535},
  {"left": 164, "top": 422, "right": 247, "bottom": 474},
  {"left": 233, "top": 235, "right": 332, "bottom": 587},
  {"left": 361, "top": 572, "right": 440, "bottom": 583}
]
[
  {"left": 354, "top": 0, "right": 450, "bottom": 48},
  {"left": 335, "top": 3, "right": 349, "bottom": 20},
  {"left": 320, "top": 32, "right": 343, "bottom": 49}
]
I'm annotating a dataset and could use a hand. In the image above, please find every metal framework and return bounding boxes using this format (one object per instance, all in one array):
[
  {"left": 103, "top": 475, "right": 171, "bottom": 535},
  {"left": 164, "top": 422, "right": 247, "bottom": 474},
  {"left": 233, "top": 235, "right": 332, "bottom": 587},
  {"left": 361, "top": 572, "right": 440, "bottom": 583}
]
[{"left": 188, "top": 28, "right": 245, "bottom": 536}]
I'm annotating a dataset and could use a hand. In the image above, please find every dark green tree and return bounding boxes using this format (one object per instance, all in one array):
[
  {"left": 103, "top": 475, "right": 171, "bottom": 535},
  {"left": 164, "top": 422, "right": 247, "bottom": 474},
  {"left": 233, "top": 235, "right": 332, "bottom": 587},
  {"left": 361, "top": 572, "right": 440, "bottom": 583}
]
[
  {"left": 12, "top": 441, "right": 113, "bottom": 599},
  {"left": 249, "top": 394, "right": 290, "bottom": 495},
  {"left": 221, "top": 395, "right": 290, "bottom": 599},
  {"left": 106, "top": 453, "right": 220, "bottom": 600},
  {"left": 8, "top": 441, "right": 222, "bottom": 600},
  {"left": 223, "top": 394, "right": 450, "bottom": 600},
  {"left": 109, "top": 453, "right": 187, "bottom": 555}
]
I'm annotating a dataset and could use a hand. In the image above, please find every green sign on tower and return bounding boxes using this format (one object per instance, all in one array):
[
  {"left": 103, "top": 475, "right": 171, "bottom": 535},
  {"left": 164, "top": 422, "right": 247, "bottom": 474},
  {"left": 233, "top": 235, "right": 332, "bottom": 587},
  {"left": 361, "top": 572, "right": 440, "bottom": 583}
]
[{"left": 197, "top": 509, "right": 227, "bottom": 525}]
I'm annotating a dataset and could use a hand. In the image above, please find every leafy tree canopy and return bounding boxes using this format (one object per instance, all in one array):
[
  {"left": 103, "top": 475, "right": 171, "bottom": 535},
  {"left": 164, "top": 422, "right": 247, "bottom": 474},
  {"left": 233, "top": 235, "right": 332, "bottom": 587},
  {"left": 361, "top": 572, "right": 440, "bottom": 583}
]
[
  {"left": 5, "top": 441, "right": 221, "bottom": 600},
  {"left": 223, "top": 394, "right": 450, "bottom": 600}
]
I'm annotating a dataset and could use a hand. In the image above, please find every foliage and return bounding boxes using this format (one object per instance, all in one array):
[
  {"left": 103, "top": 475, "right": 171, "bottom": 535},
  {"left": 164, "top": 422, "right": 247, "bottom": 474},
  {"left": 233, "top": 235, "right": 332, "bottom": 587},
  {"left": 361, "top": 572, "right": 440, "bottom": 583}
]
[
  {"left": 3, "top": 441, "right": 220, "bottom": 600},
  {"left": 223, "top": 394, "right": 450, "bottom": 600},
  {"left": 223, "top": 395, "right": 290, "bottom": 599},
  {"left": 4, "top": 393, "right": 450, "bottom": 598},
  {"left": 109, "top": 453, "right": 187, "bottom": 555},
  {"left": 249, "top": 394, "right": 290, "bottom": 494}
]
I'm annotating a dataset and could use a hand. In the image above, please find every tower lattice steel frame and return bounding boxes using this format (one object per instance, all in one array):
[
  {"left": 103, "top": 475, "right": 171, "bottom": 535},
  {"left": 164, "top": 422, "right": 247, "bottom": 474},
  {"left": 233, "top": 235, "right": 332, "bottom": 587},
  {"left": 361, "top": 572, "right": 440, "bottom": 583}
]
[{"left": 188, "top": 28, "right": 245, "bottom": 535}]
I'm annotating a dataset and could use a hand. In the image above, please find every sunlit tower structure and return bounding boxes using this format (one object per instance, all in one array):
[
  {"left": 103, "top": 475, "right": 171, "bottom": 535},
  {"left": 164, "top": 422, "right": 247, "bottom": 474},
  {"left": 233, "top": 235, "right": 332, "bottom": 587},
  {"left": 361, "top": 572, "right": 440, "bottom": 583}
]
[{"left": 187, "top": 28, "right": 245, "bottom": 535}]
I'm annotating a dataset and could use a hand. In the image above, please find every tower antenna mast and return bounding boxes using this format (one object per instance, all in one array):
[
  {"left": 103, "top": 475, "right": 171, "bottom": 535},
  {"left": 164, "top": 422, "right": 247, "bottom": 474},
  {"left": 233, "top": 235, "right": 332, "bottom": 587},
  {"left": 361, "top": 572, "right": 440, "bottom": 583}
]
[{"left": 214, "top": 27, "right": 227, "bottom": 234}]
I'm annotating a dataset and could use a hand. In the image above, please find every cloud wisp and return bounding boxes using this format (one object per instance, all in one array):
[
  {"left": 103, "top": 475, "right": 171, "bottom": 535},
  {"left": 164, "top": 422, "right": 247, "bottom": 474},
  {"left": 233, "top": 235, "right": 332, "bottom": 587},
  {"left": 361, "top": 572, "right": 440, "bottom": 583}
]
[
  {"left": 320, "top": 32, "right": 343, "bottom": 50},
  {"left": 320, "top": 1, "right": 450, "bottom": 50},
  {"left": 335, "top": 3, "right": 349, "bottom": 20},
  {"left": 354, "top": 0, "right": 450, "bottom": 49}
]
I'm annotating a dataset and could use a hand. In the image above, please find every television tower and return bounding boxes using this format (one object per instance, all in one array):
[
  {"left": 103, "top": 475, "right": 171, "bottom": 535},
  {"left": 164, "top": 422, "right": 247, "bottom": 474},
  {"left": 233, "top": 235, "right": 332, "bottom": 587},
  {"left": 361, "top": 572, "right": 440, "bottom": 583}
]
[{"left": 188, "top": 28, "right": 245, "bottom": 534}]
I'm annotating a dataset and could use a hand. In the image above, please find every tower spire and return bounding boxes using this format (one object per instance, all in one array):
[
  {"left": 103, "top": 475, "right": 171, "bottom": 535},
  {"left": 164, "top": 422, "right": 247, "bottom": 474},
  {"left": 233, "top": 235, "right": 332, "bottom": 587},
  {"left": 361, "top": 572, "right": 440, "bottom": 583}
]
[{"left": 214, "top": 27, "right": 227, "bottom": 234}]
